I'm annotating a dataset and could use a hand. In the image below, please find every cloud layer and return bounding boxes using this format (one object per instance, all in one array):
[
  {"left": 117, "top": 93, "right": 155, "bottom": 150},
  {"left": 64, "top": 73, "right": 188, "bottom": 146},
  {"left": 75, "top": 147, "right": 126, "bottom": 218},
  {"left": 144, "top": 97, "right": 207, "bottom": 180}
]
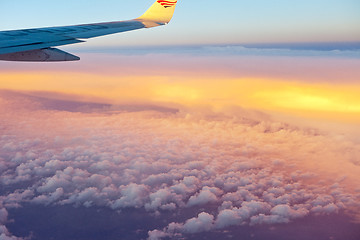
[{"left": 0, "top": 91, "right": 359, "bottom": 239}]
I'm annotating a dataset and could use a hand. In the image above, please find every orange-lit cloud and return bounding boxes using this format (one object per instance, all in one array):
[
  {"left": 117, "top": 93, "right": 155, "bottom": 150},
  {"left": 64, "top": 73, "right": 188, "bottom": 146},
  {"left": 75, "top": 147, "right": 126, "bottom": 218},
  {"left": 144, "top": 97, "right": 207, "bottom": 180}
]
[
  {"left": 1, "top": 73, "right": 360, "bottom": 124},
  {"left": 1, "top": 52, "right": 360, "bottom": 125},
  {"left": 0, "top": 90, "right": 359, "bottom": 239}
]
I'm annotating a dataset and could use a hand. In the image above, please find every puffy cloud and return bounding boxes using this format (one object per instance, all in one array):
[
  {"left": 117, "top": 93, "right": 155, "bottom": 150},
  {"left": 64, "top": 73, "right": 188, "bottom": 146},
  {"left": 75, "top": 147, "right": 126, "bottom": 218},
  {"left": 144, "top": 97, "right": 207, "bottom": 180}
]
[
  {"left": 187, "top": 187, "right": 220, "bottom": 207},
  {"left": 270, "top": 204, "right": 309, "bottom": 219},
  {"left": 153, "top": 212, "right": 216, "bottom": 237},
  {"left": 182, "top": 212, "right": 215, "bottom": 234},
  {"left": 112, "top": 184, "right": 149, "bottom": 209},
  {"left": 213, "top": 200, "right": 273, "bottom": 228},
  {"left": 32, "top": 187, "right": 64, "bottom": 205},
  {"left": 0, "top": 92, "right": 359, "bottom": 239},
  {"left": 3, "top": 190, "right": 34, "bottom": 208},
  {"left": 311, "top": 203, "right": 339, "bottom": 214},
  {"left": 215, "top": 209, "right": 242, "bottom": 228},
  {"left": 147, "top": 230, "right": 170, "bottom": 240},
  {"left": 64, "top": 187, "right": 100, "bottom": 207}
]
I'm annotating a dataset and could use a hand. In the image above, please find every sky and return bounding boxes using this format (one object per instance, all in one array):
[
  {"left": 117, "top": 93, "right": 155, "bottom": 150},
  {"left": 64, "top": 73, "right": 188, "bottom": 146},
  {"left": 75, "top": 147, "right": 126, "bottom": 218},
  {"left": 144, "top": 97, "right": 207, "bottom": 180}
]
[
  {"left": 1, "top": 0, "right": 360, "bottom": 45},
  {"left": 1, "top": 1, "right": 360, "bottom": 240}
]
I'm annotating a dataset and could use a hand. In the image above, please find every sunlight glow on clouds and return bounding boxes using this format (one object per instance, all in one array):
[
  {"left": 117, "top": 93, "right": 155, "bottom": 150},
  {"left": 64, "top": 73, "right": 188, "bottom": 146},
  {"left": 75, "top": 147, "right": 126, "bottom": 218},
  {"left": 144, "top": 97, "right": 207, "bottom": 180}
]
[
  {"left": 0, "top": 47, "right": 360, "bottom": 239},
  {"left": 1, "top": 51, "right": 360, "bottom": 123}
]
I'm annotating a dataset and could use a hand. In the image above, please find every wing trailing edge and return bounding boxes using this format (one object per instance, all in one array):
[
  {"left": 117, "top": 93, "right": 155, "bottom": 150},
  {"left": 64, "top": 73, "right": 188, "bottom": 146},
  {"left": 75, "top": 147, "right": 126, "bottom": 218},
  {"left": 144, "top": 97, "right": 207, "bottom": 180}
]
[{"left": 0, "top": 48, "right": 80, "bottom": 62}]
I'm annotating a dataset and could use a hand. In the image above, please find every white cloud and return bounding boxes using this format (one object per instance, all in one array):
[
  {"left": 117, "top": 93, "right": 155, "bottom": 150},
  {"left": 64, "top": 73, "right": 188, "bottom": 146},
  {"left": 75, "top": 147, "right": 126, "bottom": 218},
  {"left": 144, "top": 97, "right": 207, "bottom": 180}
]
[
  {"left": 215, "top": 209, "right": 242, "bottom": 228},
  {"left": 32, "top": 187, "right": 64, "bottom": 205},
  {"left": 112, "top": 184, "right": 149, "bottom": 209},
  {"left": 182, "top": 212, "right": 215, "bottom": 234},
  {"left": 187, "top": 187, "right": 219, "bottom": 207},
  {"left": 270, "top": 204, "right": 309, "bottom": 219},
  {"left": 147, "top": 230, "right": 170, "bottom": 240}
]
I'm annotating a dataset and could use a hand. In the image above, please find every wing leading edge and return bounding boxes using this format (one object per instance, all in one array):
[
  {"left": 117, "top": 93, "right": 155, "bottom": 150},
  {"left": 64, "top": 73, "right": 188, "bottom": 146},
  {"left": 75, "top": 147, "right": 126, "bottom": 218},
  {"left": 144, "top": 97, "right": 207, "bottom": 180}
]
[{"left": 0, "top": 0, "right": 178, "bottom": 62}]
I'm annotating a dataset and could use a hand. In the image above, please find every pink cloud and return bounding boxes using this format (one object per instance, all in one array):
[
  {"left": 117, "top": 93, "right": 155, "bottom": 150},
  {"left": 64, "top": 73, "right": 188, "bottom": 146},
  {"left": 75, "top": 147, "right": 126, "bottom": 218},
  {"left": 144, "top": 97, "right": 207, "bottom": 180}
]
[{"left": 0, "top": 91, "right": 359, "bottom": 239}]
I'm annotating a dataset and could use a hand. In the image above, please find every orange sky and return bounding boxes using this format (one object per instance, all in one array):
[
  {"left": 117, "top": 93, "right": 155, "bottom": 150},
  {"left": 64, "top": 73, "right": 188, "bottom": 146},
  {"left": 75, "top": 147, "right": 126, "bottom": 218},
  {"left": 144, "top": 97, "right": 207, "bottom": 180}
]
[{"left": 1, "top": 53, "right": 360, "bottom": 124}]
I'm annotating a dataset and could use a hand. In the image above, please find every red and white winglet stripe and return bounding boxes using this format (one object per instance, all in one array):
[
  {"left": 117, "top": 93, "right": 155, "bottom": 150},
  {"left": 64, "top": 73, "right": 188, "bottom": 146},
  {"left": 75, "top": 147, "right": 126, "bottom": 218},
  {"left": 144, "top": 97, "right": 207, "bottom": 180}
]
[{"left": 157, "top": 0, "right": 177, "bottom": 8}]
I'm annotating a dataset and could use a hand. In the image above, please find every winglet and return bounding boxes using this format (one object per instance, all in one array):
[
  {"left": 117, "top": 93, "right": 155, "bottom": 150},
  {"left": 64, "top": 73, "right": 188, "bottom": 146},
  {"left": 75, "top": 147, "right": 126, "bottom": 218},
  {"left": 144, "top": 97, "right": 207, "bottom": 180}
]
[{"left": 136, "top": 0, "right": 178, "bottom": 25}]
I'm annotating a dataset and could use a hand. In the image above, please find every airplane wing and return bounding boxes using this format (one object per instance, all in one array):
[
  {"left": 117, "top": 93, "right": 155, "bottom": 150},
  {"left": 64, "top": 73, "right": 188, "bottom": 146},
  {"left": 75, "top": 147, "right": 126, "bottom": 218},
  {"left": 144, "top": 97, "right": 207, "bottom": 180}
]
[{"left": 0, "top": 0, "right": 178, "bottom": 62}]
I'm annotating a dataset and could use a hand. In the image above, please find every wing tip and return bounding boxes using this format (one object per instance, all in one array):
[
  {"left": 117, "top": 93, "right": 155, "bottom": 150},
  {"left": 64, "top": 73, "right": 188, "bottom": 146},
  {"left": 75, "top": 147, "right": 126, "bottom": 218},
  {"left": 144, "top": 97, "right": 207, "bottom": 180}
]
[{"left": 136, "top": 0, "right": 178, "bottom": 25}]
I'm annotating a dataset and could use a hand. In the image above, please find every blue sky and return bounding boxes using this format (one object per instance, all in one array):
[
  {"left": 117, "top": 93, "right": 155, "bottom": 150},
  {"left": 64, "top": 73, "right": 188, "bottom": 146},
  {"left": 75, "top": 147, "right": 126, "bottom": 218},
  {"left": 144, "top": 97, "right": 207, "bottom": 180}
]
[{"left": 1, "top": 0, "right": 359, "bottom": 46}]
